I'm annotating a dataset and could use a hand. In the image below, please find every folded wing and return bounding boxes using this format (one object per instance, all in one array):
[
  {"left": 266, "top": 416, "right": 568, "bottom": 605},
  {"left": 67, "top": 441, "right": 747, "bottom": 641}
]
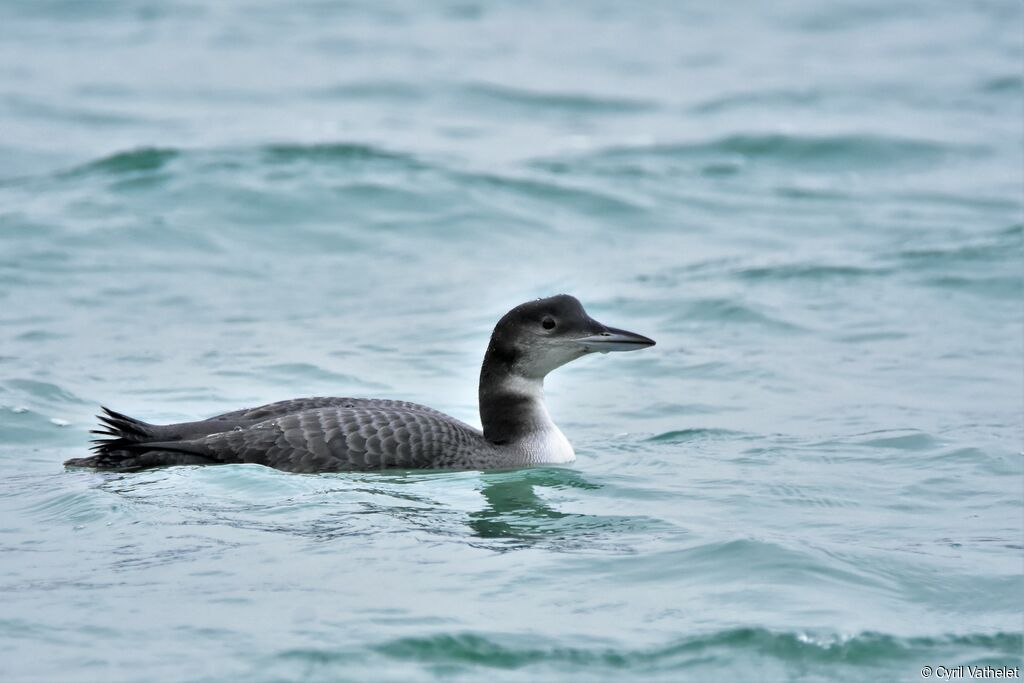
[{"left": 144, "top": 404, "right": 484, "bottom": 472}]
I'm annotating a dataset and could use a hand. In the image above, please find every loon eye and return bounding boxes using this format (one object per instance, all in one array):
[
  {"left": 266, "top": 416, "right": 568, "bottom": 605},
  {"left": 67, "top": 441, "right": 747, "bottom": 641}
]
[{"left": 542, "top": 317, "right": 556, "bottom": 330}]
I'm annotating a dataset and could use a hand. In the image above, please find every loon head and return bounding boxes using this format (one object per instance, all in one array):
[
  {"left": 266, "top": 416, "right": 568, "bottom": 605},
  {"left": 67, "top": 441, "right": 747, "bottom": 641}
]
[
  {"left": 484, "top": 294, "right": 655, "bottom": 380},
  {"left": 478, "top": 294, "right": 655, "bottom": 456}
]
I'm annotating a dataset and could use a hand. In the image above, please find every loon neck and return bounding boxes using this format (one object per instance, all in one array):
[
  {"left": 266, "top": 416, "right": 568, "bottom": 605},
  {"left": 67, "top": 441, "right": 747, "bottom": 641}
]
[{"left": 478, "top": 345, "right": 574, "bottom": 463}]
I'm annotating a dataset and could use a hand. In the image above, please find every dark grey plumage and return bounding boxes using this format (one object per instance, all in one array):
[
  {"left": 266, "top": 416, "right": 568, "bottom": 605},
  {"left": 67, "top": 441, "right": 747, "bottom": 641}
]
[
  {"left": 65, "top": 295, "right": 655, "bottom": 473},
  {"left": 68, "top": 400, "right": 492, "bottom": 472}
]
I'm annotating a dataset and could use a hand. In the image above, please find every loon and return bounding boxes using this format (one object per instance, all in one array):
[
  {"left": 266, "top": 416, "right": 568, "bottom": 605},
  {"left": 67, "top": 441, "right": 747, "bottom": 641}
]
[{"left": 64, "top": 294, "right": 655, "bottom": 473}]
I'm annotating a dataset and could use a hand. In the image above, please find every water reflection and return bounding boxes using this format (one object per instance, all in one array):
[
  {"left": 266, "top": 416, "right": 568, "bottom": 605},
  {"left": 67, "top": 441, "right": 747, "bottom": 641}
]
[
  {"left": 468, "top": 467, "right": 600, "bottom": 544},
  {"left": 467, "top": 467, "right": 663, "bottom": 553}
]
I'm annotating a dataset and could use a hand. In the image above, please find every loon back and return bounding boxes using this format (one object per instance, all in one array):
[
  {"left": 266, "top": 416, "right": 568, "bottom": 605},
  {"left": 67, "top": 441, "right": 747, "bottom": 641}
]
[{"left": 65, "top": 294, "right": 655, "bottom": 472}]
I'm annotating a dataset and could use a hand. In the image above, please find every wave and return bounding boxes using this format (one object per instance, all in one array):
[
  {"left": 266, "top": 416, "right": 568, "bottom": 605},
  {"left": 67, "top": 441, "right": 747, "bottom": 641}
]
[
  {"left": 19, "top": 487, "right": 116, "bottom": 525},
  {"left": 889, "top": 226, "right": 1024, "bottom": 298},
  {"left": 50, "top": 144, "right": 647, "bottom": 227},
  {"left": 68, "top": 147, "right": 179, "bottom": 175},
  {"left": 0, "top": 407, "right": 80, "bottom": 446},
  {"left": 737, "top": 262, "right": 889, "bottom": 281},
  {"left": 894, "top": 228, "right": 1023, "bottom": 267},
  {"left": 312, "top": 80, "right": 425, "bottom": 102},
  {"left": 449, "top": 168, "right": 649, "bottom": 217},
  {"left": 671, "top": 298, "right": 806, "bottom": 332},
  {"left": 0, "top": 93, "right": 153, "bottom": 127},
  {"left": 462, "top": 82, "right": 655, "bottom": 114},
  {"left": 978, "top": 74, "right": 1024, "bottom": 94},
  {"left": 261, "top": 142, "right": 420, "bottom": 165},
  {"left": 691, "top": 88, "right": 825, "bottom": 114},
  {"left": 263, "top": 629, "right": 1022, "bottom": 680},
  {"left": 535, "top": 133, "right": 981, "bottom": 175},
  {"left": 646, "top": 428, "right": 744, "bottom": 443},
  {"left": 253, "top": 362, "right": 389, "bottom": 390},
  {"left": 68, "top": 142, "right": 421, "bottom": 178},
  {"left": 3, "top": 378, "right": 86, "bottom": 406}
]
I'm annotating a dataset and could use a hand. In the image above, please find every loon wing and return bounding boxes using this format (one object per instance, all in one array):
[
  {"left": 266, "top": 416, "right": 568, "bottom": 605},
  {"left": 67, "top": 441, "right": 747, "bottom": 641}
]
[
  {"left": 93, "top": 397, "right": 452, "bottom": 445},
  {"left": 140, "top": 405, "right": 484, "bottom": 472}
]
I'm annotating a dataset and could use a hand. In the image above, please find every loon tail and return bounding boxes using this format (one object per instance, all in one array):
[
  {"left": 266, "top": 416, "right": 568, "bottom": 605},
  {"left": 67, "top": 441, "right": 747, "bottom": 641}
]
[
  {"left": 65, "top": 406, "right": 219, "bottom": 470},
  {"left": 64, "top": 407, "right": 159, "bottom": 470},
  {"left": 90, "top": 406, "right": 157, "bottom": 449}
]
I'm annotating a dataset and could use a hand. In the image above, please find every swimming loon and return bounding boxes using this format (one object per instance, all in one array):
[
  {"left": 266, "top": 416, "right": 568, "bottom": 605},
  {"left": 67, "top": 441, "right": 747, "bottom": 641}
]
[{"left": 64, "top": 294, "right": 655, "bottom": 473}]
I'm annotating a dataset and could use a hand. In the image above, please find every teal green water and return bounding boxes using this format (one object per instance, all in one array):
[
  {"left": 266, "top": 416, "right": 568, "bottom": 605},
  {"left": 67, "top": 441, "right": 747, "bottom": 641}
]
[{"left": 1, "top": 2, "right": 1022, "bottom": 681}]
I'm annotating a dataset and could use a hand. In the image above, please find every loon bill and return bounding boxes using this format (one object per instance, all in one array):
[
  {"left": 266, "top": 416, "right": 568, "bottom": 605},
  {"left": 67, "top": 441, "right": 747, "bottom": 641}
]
[{"left": 65, "top": 294, "right": 655, "bottom": 473}]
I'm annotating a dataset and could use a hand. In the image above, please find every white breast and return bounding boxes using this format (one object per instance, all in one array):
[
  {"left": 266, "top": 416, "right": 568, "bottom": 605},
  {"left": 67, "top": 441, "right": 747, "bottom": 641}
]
[
  {"left": 518, "top": 405, "right": 576, "bottom": 465},
  {"left": 535, "top": 424, "right": 576, "bottom": 464}
]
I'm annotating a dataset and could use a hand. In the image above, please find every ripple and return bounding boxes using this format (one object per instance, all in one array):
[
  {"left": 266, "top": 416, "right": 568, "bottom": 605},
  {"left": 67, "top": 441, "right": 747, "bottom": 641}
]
[
  {"left": 462, "top": 82, "right": 656, "bottom": 114},
  {"left": 671, "top": 298, "right": 806, "bottom": 332},
  {"left": 536, "top": 133, "right": 978, "bottom": 176},
  {"left": 646, "top": 428, "right": 744, "bottom": 443},
  {"left": 11, "top": 330, "right": 65, "bottom": 345},
  {"left": 691, "top": 88, "right": 824, "bottom": 114},
  {"left": 71, "top": 147, "right": 179, "bottom": 175},
  {"left": 261, "top": 142, "right": 419, "bottom": 165},
  {"left": 3, "top": 378, "right": 85, "bottom": 405},
  {"left": 979, "top": 74, "right": 1024, "bottom": 94},
  {"left": 20, "top": 488, "right": 113, "bottom": 525},
  {"left": 257, "top": 362, "right": 388, "bottom": 389},
  {"left": 736, "top": 263, "right": 889, "bottom": 281},
  {"left": 0, "top": 408, "right": 80, "bottom": 446},
  {"left": 56, "top": 142, "right": 427, "bottom": 187},
  {"left": 311, "top": 80, "right": 425, "bottom": 102},
  {"left": 334, "top": 629, "right": 1023, "bottom": 677},
  {"left": 0, "top": 94, "right": 154, "bottom": 127},
  {"left": 853, "top": 430, "right": 943, "bottom": 451},
  {"left": 450, "top": 169, "right": 648, "bottom": 217},
  {"left": 0, "top": 3, "right": 1020, "bottom": 682},
  {"left": 894, "top": 236, "right": 1022, "bottom": 268}
]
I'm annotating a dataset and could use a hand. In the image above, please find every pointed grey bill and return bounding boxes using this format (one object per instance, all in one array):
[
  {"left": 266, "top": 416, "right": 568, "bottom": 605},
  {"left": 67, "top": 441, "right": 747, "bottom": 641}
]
[{"left": 576, "top": 325, "right": 656, "bottom": 353}]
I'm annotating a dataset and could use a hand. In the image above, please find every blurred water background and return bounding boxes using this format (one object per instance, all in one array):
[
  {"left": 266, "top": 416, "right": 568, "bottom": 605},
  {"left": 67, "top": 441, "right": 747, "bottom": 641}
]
[{"left": 1, "top": 1, "right": 1022, "bottom": 681}]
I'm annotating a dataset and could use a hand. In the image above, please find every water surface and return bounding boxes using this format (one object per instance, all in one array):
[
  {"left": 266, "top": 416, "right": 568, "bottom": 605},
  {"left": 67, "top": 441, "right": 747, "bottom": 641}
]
[{"left": 1, "top": 1, "right": 1022, "bottom": 681}]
